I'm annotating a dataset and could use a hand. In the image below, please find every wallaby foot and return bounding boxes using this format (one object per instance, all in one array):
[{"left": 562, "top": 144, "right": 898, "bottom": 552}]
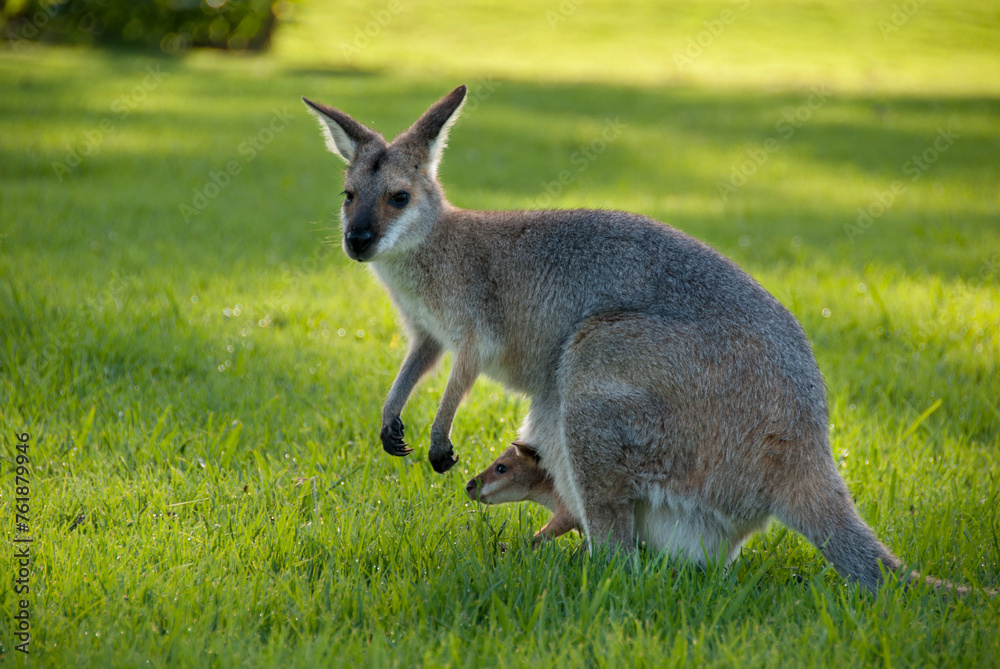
[
  {"left": 380, "top": 416, "right": 412, "bottom": 456},
  {"left": 531, "top": 507, "right": 579, "bottom": 547},
  {"left": 583, "top": 504, "right": 637, "bottom": 554},
  {"left": 429, "top": 438, "right": 459, "bottom": 473}
]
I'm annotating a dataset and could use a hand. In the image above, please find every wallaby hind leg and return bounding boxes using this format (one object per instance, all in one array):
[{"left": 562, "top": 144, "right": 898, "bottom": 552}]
[
  {"left": 770, "top": 447, "right": 902, "bottom": 593},
  {"left": 560, "top": 395, "right": 638, "bottom": 552},
  {"left": 555, "top": 312, "right": 699, "bottom": 554}
]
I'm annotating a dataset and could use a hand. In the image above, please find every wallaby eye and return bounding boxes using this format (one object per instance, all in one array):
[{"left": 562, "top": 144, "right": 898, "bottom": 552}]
[
  {"left": 389, "top": 191, "right": 410, "bottom": 207},
  {"left": 494, "top": 464, "right": 508, "bottom": 475},
  {"left": 342, "top": 190, "right": 354, "bottom": 204}
]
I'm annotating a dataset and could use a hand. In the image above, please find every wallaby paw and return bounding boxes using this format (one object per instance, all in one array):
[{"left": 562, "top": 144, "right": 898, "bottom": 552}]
[
  {"left": 380, "top": 417, "right": 412, "bottom": 456},
  {"left": 429, "top": 443, "right": 459, "bottom": 473}
]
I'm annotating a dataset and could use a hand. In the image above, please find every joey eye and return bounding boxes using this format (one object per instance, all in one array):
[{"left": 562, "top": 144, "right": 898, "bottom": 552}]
[
  {"left": 389, "top": 191, "right": 410, "bottom": 207},
  {"left": 342, "top": 190, "right": 354, "bottom": 204},
  {"left": 494, "top": 464, "right": 508, "bottom": 475}
]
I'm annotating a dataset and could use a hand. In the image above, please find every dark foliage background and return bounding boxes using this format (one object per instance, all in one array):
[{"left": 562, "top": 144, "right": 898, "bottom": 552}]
[{"left": 1, "top": 0, "right": 290, "bottom": 52}]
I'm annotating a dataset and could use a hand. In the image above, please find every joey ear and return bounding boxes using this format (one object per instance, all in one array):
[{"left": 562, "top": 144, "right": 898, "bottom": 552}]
[
  {"left": 397, "top": 85, "right": 467, "bottom": 178},
  {"left": 302, "top": 97, "right": 382, "bottom": 163},
  {"left": 512, "top": 441, "right": 541, "bottom": 462}
]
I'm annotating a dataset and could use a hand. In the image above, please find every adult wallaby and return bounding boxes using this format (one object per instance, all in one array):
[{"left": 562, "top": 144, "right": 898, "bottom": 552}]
[{"left": 302, "top": 85, "right": 963, "bottom": 594}]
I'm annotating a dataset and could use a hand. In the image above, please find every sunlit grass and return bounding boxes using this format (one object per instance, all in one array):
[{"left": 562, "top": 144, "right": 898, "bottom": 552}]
[{"left": 276, "top": 0, "right": 1000, "bottom": 94}]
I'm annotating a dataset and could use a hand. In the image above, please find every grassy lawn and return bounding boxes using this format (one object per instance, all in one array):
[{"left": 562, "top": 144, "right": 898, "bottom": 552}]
[{"left": 1, "top": 0, "right": 998, "bottom": 665}]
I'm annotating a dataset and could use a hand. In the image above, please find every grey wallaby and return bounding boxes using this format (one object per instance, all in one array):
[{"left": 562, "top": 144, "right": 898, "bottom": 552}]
[{"left": 302, "top": 84, "right": 973, "bottom": 595}]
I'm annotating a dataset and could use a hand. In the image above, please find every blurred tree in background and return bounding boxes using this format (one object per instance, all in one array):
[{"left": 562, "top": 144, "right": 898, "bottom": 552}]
[{"left": 0, "top": 0, "right": 296, "bottom": 52}]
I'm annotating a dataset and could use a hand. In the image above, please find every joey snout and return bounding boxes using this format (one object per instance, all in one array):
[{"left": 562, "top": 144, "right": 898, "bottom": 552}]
[{"left": 465, "top": 478, "right": 483, "bottom": 501}]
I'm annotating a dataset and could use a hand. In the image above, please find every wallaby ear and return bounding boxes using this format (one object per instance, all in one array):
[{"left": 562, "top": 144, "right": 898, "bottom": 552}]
[
  {"left": 512, "top": 440, "right": 541, "bottom": 463},
  {"left": 397, "top": 85, "right": 467, "bottom": 178},
  {"left": 302, "top": 97, "right": 381, "bottom": 164}
]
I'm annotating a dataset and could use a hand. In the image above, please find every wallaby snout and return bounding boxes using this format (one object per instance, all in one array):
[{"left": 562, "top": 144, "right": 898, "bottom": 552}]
[
  {"left": 345, "top": 227, "right": 374, "bottom": 260},
  {"left": 466, "top": 443, "right": 549, "bottom": 507},
  {"left": 468, "top": 444, "right": 580, "bottom": 545},
  {"left": 341, "top": 193, "right": 387, "bottom": 262},
  {"left": 342, "top": 188, "right": 418, "bottom": 261},
  {"left": 464, "top": 459, "right": 509, "bottom": 505}
]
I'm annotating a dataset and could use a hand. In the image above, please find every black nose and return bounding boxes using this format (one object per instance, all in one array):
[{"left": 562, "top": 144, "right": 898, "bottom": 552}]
[
  {"left": 346, "top": 229, "right": 373, "bottom": 256},
  {"left": 466, "top": 479, "right": 478, "bottom": 492}
]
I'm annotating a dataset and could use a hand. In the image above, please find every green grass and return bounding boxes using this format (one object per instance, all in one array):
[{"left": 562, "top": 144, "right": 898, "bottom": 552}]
[{"left": 1, "top": 0, "right": 999, "bottom": 665}]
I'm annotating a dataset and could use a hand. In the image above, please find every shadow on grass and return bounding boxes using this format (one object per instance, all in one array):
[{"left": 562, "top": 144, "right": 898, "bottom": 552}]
[
  {"left": 2, "top": 57, "right": 997, "bottom": 279},
  {"left": 1, "top": 56, "right": 997, "bottom": 449}
]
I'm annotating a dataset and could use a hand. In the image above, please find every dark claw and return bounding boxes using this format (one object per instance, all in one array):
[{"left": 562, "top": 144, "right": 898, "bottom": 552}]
[
  {"left": 380, "top": 416, "right": 412, "bottom": 456},
  {"left": 430, "top": 445, "right": 459, "bottom": 474}
]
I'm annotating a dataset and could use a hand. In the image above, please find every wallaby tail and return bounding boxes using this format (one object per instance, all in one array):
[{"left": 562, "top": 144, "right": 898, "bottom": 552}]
[
  {"left": 772, "top": 451, "right": 989, "bottom": 597},
  {"left": 813, "top": 513, "right": 978, "bottom": 596}
]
